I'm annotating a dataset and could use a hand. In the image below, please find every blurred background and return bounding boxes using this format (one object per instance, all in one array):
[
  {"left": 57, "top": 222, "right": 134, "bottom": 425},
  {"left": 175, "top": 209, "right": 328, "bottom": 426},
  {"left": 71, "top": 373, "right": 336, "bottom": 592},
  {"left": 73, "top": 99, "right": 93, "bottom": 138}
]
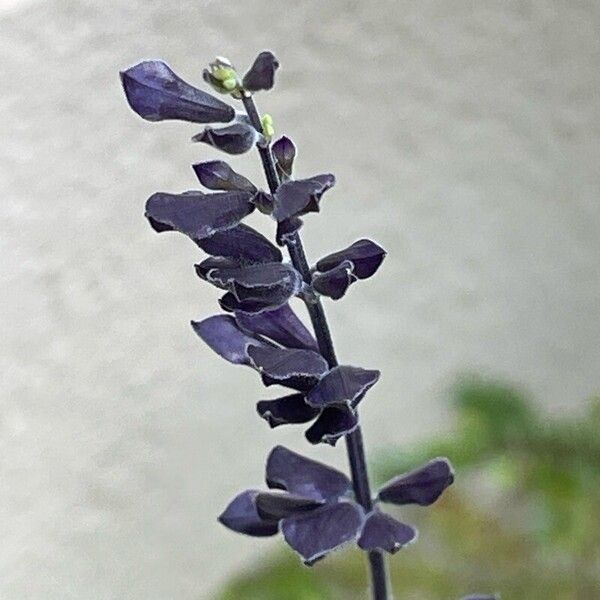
[{"left": 1, "top": 0, "right": 598, "bottom": 598}]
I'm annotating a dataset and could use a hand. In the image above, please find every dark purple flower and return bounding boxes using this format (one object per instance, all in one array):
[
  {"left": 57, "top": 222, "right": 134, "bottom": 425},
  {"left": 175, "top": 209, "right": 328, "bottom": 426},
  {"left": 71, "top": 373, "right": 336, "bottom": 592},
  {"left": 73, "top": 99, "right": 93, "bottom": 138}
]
[
  {"left": 145, "top": 190, "right": 254, "bottom": 242},
  {"left": 219, "top": 293, "right": 284, "bottom": 314},
  {"left": 192, "top": 160, "right": 257, "bottom": 193},
  {"left": 192, "top": 122, "right": 260, "bottom": 155},
  {"left": 191, "top": 310, "right": 366, "bottom": 442},
  {"left": 281, "top": 501, "right": 365, "bottom": 565},
  {"left": 272, "top": 174, "right": 335, "bottom": 222},
  {"left": 306, "top": 365, "right": 380, "bottom": 408},
  {"left": 311, "top": 260, "right": 355, "bottom": 300},
  {"left": 256, "top": 393, "right": 320, "bottom": 428},
  {"left": 265, "top": 445, "right": 352, "bottom": 501},
  {"left": 196, "top": 224, "right": 282, "bottom": 264},
  {"left": 120, "top": 60, "right": 234, "bottom": 124},
  {"left": 304, "top": 405, "right": 359, "bottom": 445},
  {"left": 220, "top": 446, "right": 431, "bottom": 565},
  {"left": 243, "top": 51, "right": 280, "bottom": 92},
  {"left": 235, "top": 304, "right": 318, "bottom": 351},
  {"left": 377, "top": 458, "right": 455, "bottom": 506},
  {"left": 196, "top": 261, "right": 304, "bottom": 313},
  {"left": 192, "top": 307, "right": 320, "bottom": 380},
  {"left": 190, "top": 315, "right": 267, "bottom": 366},
  {"left": 357, "top": 510, "right": 417, "bottom": 554},
  {"left": 272, "top": 135, "right": 296, "bottom": 181},
  {"left": 312, "top": 239, "right": 387, "bottom": 300},
  {"left": 256, "top": 365, "right": 378, "bottom": 445},
  {"left": 248, "top": 345, "right": 328, "bottom": 391},
  {"left": 316, "top": 239, "right": 387, "bottom": 279}
]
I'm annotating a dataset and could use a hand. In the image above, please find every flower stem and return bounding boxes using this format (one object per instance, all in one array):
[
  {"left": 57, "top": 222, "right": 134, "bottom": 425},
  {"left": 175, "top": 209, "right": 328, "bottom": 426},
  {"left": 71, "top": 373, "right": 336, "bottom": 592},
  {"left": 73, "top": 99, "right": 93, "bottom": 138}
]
[{"left": 242, "top": 92, "right": 390, "bottom": 600}]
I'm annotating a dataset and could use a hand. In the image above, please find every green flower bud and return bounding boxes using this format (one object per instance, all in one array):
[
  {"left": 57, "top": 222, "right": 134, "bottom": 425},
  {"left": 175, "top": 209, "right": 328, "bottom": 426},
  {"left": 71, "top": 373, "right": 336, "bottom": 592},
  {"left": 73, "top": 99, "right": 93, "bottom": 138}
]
[
  {"left": 204, "top": 56, "right": 241, "bottom": 96},
  {"left": 261, "top": 113, "right": 275, "bottom": 139}
]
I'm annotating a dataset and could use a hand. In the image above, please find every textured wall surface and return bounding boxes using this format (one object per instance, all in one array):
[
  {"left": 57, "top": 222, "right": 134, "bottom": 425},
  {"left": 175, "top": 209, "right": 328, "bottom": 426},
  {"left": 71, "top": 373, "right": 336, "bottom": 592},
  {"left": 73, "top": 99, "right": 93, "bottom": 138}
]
[{"left": 1, "top": 0, "right": 599, "bottom": 598}]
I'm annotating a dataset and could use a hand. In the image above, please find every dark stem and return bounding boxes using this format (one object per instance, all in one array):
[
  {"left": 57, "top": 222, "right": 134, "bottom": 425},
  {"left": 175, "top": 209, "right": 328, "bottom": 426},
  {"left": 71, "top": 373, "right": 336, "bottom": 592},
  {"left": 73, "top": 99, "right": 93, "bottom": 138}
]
[{"left": 242, "top": 92, "right": 390, "bottom": 600}]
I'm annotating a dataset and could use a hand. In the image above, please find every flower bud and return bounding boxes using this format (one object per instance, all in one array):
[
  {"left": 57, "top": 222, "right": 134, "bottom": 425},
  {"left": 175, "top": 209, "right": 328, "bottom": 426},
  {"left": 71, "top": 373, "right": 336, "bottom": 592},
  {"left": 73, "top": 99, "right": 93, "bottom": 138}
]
[
  {"left": 261, "top": 113, "right": 275, "bottom": 139},
  {"left": 204, "top": 56, "right": 241, "bottom": 96}
]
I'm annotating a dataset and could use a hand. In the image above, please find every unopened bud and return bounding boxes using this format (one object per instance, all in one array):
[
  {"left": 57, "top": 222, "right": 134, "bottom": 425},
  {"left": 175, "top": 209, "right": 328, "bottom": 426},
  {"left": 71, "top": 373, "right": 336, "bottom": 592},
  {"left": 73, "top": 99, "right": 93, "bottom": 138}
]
[
  {"left": 204, "top": 56, "right": 241, "bottom": 96},
  {"left": 261, "top": 113, "right": 275, "bottom": 139}
]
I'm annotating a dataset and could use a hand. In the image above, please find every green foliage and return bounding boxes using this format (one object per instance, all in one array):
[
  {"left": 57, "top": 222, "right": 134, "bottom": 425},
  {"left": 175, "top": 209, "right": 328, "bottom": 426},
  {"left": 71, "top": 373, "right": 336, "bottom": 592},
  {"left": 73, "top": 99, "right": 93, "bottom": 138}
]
[{"left": 218, "top": 376, "right": 600, "bottom": 599}]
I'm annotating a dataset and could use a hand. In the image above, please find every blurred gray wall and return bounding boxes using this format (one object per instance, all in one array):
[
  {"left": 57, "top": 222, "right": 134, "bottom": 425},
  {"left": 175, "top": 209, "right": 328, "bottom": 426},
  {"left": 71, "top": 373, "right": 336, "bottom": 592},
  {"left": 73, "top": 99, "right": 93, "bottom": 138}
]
[{"left": 1, "top": 0, "right": 599, "bottom": 598}]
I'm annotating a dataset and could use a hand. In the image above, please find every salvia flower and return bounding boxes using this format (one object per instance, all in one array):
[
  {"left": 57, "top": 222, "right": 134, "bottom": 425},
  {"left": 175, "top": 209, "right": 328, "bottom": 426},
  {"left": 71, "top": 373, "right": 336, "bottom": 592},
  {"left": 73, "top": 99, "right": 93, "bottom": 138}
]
[
  {"left": 219, "top": 446, "right": 454, "bottom": 565},
  {"left": 195, "top": 260, "right": 304, "bottom": 313},
  {"left": 242, "top": 50, "right": 280, "bottom": 92},
  {"left": 120, "top": 60, "right": 235, "bottom": 124},
  {"left": 272, "top": 135, "right": 296, "bottom": 181},
  {"left": 191, "top": 306, "right": 372, "bottom": 443},
  {"left": 312, "top": 239, "right": 387, "bottom": 299},
  {"left": 145, "top": 190, "right": 255, "bottom": 241},
  {"left": 272, "top": 174, "right": 336, "bottom": 222}
]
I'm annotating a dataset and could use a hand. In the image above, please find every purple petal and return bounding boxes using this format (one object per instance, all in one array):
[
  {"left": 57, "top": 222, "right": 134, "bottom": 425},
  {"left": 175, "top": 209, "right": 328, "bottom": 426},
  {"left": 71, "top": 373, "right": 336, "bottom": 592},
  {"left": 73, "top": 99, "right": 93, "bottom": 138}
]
[
  {"left": 281, "top": 501, "right": 364, "bottom": 565},
  {"left": 378, "top": 458, "right": 455, "bottom": 506},
  {"left": 205, "top": 263, "right": 303, "bottom": 311},
  {"left": 272, "top": 174, "right": 336, "bottom": 222},
  {"left": 145, "top": 191, "right": 254, "bottom": 241},
  {"left": 192, "top": 160, "right": 257, "bottom": 192},
  {"left": 195, "top": 257, "right": 239, "bottom": 281},
  {"left": 242, "top": 51, "right": 280, "bottom": 92},
  {"left": 316, "top": 239, "right": 387, "bottom": 280},
  {"left": 219, "top": 292, "right": 282, "bottom": 315},
  {"left": 306, "top": 366, "right": 380, "bottom": 408},
  {"left": 192, "top": 122, "right": 259, "bottom": 155},
  {"left": 276, "top": 217, "right": 303, "bottom": 246},
  {"left": 248, "top": 345, "right": 328, "bottom": 388},
  {"left": 120, "top": 60, "right": 234, "bottom": 124},
  {"left": 305, "top": 405, "right": 359, "bottom": 446},
  {"left": 196, "top": 224, "right": 282, "bottom": 264},
  {"left": 256, "top": 491, "right": 324, "bottom": 521},
  {"left": 266, "top": 445, "right": 351, "bottom": 501},
  {"left": 190, "top": 314, "right": 265, "bottom": 365},
  {"left": 235, "top": 304, "right": 318, "bottom": 351},
  {"left": 256, "top": 393, "right": 320, "bottom": 428},
  {"left": 218, "top": 490, "right": 279, "bottom": 537},
  {"left": 272, "top": 136, "right": 296, "bottom": 181},
  {"left": 357, "top": 511, "right": 417, "bottom": 554},
  {"left": 311, "top": 260, "right": 356, "bottom": 300}
]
